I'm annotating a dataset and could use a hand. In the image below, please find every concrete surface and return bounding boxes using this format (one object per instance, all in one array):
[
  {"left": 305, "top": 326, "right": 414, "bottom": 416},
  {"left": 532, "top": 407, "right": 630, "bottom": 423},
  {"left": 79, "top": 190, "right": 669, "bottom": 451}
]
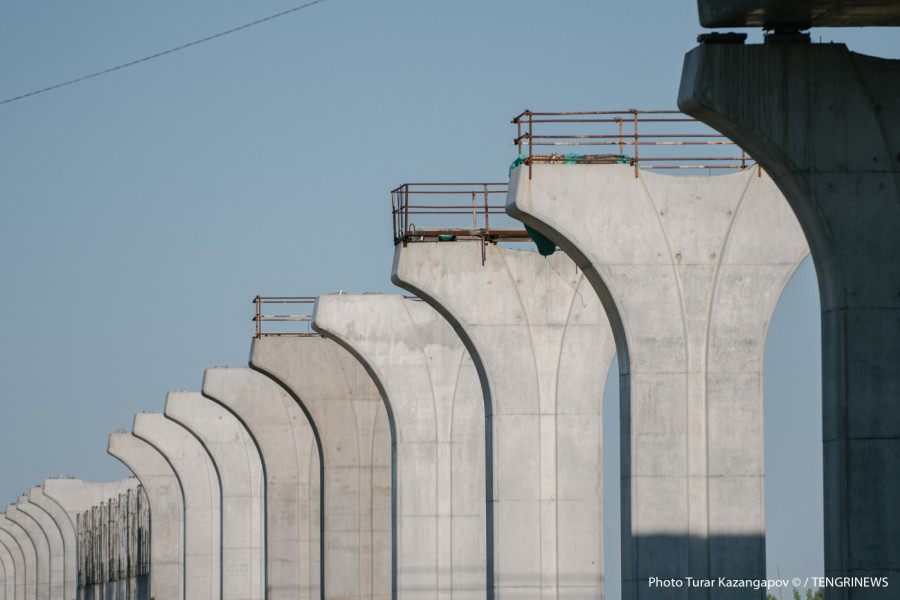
[
  {"left": 679, "top": 40, "right": 900, "bottom": 598},
  {"left": 696, "top": 0, "right": 900, "bottom": 27},
  {"left": 392, "top": 242, "right": 615, "bottom": 600},
  {"left": 5, "top": 506, "right": 47, "bottom": 600},
  {"left": 250, "top": 336, "right": 392, "bottom": 600},
  {"left": 0, "top": 543, "right": 8, "bottom": 600},
  {"left": 313, "top": 294, "right": 487, "bottom": 599},
  {"left": 0, "top": 531, "right": 19, "bottom": 600},
  {"left": 133, "top": 410, "right": 220, "bottom": 600},
  {"left": 508, "top": 164, "right": 809, "bottom": 598},
  {"left": 26, "top": 487, "right": 76, "bottom": 600},
  {"left": 0, "top": 515, "right": 34, "bottom": 600},
  {"left": 202, "top": 366, "right": 320, "bottom": 600},
  {"left": 15, "top": 496, "right": 61, "bottom": 600},
  {"left": 108, "top": 433, "right": 183, "bottom": 600},
  {"left": 165, "top": 391, "right": 265, "bottom": 600}
]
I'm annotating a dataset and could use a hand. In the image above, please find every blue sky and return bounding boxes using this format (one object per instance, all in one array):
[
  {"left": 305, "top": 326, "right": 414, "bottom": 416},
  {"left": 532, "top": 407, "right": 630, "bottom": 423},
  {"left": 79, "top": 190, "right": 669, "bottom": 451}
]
[{"left": 1, "top": 1, "right": 897, "bottom": 596}]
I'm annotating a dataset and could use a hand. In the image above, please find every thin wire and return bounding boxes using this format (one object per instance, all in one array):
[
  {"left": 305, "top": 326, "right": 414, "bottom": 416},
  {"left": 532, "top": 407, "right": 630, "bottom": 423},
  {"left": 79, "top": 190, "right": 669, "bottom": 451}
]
[{"left": 0, "top": 0, "right": 330, "bottom": 106}]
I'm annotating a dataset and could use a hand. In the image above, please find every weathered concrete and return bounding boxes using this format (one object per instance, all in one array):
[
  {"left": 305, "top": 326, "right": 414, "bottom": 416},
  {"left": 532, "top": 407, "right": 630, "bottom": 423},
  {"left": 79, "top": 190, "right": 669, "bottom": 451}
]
[
  {"left": 16, "top": 496, "right": 62, "bottom": 600},
  {"left": 165, "top": 391, "right": 265, "bottom": 600},
  {"left": 5, "top": 506, "right": 47, "bottom": 600},
  {"left": 0, "top": 534, "right": 16, "bottom": 600},
  {"left": 0, "top": 528, "right": 24, "bottom": 600},
  {"left": 0, "top": 515, "right": 35, "bottom": 600},
  {"left": 132, "top": 410, "right": 220, "bottom": 600},
  {"left": 679, "top": 40, "right": 900, "bottom": 598},
  {"left": 108, "top": 433, "right": 183, "bottom": 600},
  {"left": 313, "top": 294, "right": 486, "bottom": 599},
  {"left": 695, "top": 0, "right": 900, "bottom": 28},
  {"left": 27, "top": 487, "right": 76, "bottom": 600},
  {"left": 392, "top": 242, "right": 615, "bottom": 599},
  {"left": 202, "top": 366, "right": 320, "bottom": 600},
  {"left": 508, "top": 164, "right": 809, "bottom": 598},
  {"left": 250, "top": 336, "right": 392, "bottom": 600}
]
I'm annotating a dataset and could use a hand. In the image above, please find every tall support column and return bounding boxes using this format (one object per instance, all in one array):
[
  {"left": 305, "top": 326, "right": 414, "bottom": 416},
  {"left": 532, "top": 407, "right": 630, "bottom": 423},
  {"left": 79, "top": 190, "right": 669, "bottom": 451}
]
[
  {"left": 165, "top": 391, "right": 265, "bottom": 600},
  {"left": 679, "top": 41, "right": 900, "bottom": 597},
  {"left": 249, "top": 336, "right": 392, "bottom": 600},
  {"left": 108, "top": 433, "right": 184, "bottom": 600},
  {"left": 0, "top": 516, "right": 35, "bottom": 600},
  {"left": 16, "top": 496, "right": 63, "bottom": 600},
  {"left": 28, "top": 487, "right": 76, "bottom": 600},
  {"left": 392, "top": 242, "right": 615, "bottom": 600},
  {"left": 133, "top": 410, "right": 221, "bottom": 600},
  {"left": 201, "top": 367, "right": 320, "bottom": 600},
  {"left": 5, "top": 507, "right": 46, "bottom": 600},
  {"left": 313, "top": 294, "right": 487, "bottom": 600},
  {"left": 509, "top": 165, "right": 808, "bottom": 598},
  {"left": 0, "top": 529, "right": 24, "bottom": 600}
]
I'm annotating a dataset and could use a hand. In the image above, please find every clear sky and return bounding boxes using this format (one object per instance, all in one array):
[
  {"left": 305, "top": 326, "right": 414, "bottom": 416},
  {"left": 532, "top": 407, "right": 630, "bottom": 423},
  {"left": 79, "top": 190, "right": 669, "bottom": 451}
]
[{"left": 1, "top": 1, "right": 897, "bottom": 597}]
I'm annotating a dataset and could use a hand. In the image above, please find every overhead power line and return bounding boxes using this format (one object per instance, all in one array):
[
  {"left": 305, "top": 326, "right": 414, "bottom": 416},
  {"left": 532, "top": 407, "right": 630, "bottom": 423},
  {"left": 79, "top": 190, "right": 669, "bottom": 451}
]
[{"left": 0, "top": 0, "right": 330, "bottom": 106}]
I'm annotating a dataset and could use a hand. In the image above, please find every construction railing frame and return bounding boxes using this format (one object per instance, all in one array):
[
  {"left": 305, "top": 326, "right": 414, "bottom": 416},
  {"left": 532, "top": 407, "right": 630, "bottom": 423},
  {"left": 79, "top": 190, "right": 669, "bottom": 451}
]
[
  {"left": 251, "top": 296, "right": 319, "bottom": 338},
  {"left": 511, "top": 108, "right": 757, "bottom": 178}
]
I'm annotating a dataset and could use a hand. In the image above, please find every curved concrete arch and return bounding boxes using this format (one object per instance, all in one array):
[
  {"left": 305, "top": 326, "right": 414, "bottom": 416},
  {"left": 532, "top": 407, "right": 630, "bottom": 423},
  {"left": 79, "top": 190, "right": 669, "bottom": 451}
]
[
  {"left": 15, "top": 495, "right": 62, "bottom": 600},
  {"left": 132, "top": 410, "right": 221, "bottom": 600},
  {"left": 0, "top": 516, "right": 35, "bottom": 600},
  {"left": 0, "top": 525, "right": 26, "bottom": 600},
  {"left": 392, "top": 241, "right": 615, "bottom": 599},
  {"left": 5, "top": 507, "right": 46, "bottom": 600},
  {"left": 108, "top": 432, "right": 184, "bottom": 600},
  {"left": 0, "top": 535, "right": 15, "bottom": 600},
  {"left": 680, "top": 42, "right": 900, "bottom": 589},
  {"left": 508, "top": 164, "right": 808, "bottom": 597},
  {"left": 27, "top": 487, "right": 75, "bottom": 600},
  {"left": 314, "top": 294, "right": 487, "bottom": 599},
  {"left": 202, "top": 367, "right": 320, "bottom": 600},
  {"left": 249, "top": 336, "right": 392, "bottom": 600},
  {"left": 165, "top": 391, "right": 265, "bottom": 600}
]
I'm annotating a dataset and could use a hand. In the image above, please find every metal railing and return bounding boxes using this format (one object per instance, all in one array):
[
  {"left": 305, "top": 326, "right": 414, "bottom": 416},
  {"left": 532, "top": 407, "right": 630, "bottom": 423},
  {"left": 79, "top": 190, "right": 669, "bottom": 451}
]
[
  {"left": 391, "top": 183, "right": 528, "bottom": 245},
  {"left": 511, "top": 109, "right": 756, "bottom": 178},
  {"left": 252, "top": 296, "right": 319, "bottom": 337}
]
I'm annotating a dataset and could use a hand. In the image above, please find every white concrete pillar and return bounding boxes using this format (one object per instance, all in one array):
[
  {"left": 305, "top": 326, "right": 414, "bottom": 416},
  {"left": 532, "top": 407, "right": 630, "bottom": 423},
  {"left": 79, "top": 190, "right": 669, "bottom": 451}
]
[
  {"left": 0, "top": 536, "right": 14, "bottom": 600},
  {"left": 165, "top": 391, "right": 265, "bottom": 600},
  {"left": 679, "top": 41, "right": 900, "bottom": 596},
  {"left": 4, "top": 507, "right": 46, "bottom": 600},
  {"left": 201, "top": 367, "right": 320, "bottom": 600},
  {"left": 16, "top": 495, "right": 62, "bottom": 600},
  {"left": 0, "top": 526, "right": 25, "bottom": 600},
  {"left": 313, "top": 294, "right": 487, "bottom": 600},
  {"left": 132, "top": 410, "right": 221, "bottom": 600},
  {"left": 108, "top": 433, "right": 184, "bottom": 600},
  {"left": 27, "top": 487, "right": 76, "bottom": 600},
  {"left": 249, "top": 336, "right": 392, "bottom": 600},
  {"left": 392, "top": 242, "right": 615, "bottom": 600},
  {"left": 0, "top": 516, "right": 34, "bottom": 600},
  {"left": 508, "top": 164, "right": 808, "bottom": 598}
]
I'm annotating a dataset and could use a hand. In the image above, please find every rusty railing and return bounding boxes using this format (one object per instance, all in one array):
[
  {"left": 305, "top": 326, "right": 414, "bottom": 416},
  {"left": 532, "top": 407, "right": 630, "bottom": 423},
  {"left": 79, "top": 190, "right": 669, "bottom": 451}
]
[
  {"left": 511, "top": 109, "right": 756, "bottom": 178},
  {"left": 252, "top": 296, "right": 318, "bottom": 337},
  {"left": 391, "top": 183, "right": 528, "bottom": 245}
]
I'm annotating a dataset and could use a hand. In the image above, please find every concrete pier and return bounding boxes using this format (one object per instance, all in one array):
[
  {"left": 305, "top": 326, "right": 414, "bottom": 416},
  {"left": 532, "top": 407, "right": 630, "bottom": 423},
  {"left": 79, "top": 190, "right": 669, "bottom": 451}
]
[
  {"left": 679, "top": 38, "right": 900, "bottom": 596},
  {"left": 0, "top": 542, "right": 9, "bottom": 600},
  {"left": 165, "top": 391, "right": 265, "bottom": 600},
  {"left": 508, "top": 164, "right": 808, "bottom": 597},
  {"left": 202, "top": 366, "right": 321, "bottom": 600},
  {"left": 392, "top": 241, "right": 615, "bottom": 600},
  {"left": 0, "top": 532, "right": 18, "bottom": 600},
  {"left": 313, "top": 294, "right": 486, "bottom": 599},
  {"left": 15, "top": 496, "right": 62, "bottom": 600},
  {"left": 250, "top": 336, "right": 392, "bottom": 600},
  {"left": 0, "top": 515, "right": 34, "bottom": 600},
  {"left": 27, "top": 487, "right": 76, "bottom": 600},
  {"left": 5, "top": 506, "right": 46, "bottom": 600},
  {"left": 108, "top": 433, "right": 183, "bottom": 600},
  {"left": 132, "top": 410, "right": 220, "bottom": 600}
]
